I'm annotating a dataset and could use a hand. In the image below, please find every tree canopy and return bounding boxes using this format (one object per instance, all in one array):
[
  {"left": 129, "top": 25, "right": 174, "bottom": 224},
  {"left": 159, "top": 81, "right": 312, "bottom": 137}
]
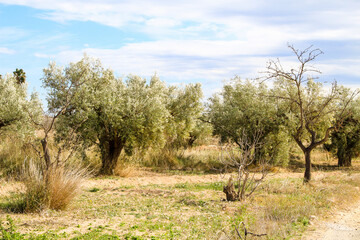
[
  {"left": 0, "top": 72, "right": 40, "bottom": 137},
  {"left": 165, "top": 83, "right": 203, "bottom": 148},
  {"left": 325, "top": 97, "right": 360, "bottom": 167},
  {"left": 207, "top": 78, "right": 289, "bottom": 165},
  {"left": 42, "top": 56, "right": 203, "bottom": 174}
]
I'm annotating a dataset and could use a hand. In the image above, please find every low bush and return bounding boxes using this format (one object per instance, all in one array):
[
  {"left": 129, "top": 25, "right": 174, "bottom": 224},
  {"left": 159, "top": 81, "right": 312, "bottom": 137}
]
[{"left": 4, "top": 160, "right": 89, "bottom": 213}]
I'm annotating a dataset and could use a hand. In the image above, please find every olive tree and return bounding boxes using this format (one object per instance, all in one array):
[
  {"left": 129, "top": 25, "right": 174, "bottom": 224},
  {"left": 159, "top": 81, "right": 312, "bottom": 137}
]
[
  {"left": 207, "top": 78, "right": 287, "bottom": 164},
  {"left": 0, "top": 73, "right": 27, "bottom": 131},
  {"left": 0, "top": 71, "right": 42, "bottom": 178},
  {"left": 324, "top": 97, "right": 360, "bottom": 167},
  {"left": 325, "top": 116, "right": 360, "bottom": 167},
  {"left": 187, "top": 119, "right": 213, "bottom": 148},
  {"left": 18, "top": 69, "right": 88, "bottom": 212},
  {"left": 165, "top": 83, "right": 203, "bottom": 148},
  {"left": 43, "top": 56, "right": 169, "bottom": 175},
  {"left": 265, "top": 45, "right": 357, "bottom": 182},
  {"left": 0, "top": 71, "right": 40, "bottom": 136}
]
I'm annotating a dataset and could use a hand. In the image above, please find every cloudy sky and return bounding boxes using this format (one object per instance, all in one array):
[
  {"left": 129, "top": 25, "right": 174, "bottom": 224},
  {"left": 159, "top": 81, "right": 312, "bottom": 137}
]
[{"left": 1, "top": 0, "right": 359, "bottom": 99}]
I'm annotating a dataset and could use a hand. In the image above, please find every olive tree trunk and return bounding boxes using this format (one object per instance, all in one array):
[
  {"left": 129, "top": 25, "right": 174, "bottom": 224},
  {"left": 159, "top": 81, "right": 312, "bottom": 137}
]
[
  {"left": 99, "top": 138, "right": 124, "bottom": 175},
  {"left": 337, "top": 150, "right": 352, "bottom": 167}
]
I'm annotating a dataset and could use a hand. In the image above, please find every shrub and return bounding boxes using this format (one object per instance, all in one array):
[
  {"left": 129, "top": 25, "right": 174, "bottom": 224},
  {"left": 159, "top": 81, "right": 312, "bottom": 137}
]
[{"left": 18, "top": 160, "right": 88, "bottom": 212}]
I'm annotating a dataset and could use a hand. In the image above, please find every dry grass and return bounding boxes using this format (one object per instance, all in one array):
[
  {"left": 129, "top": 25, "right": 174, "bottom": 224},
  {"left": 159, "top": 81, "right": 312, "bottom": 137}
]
[
  {"left": 2, "top": 142, "right": 360, "bottom": 238},
  {"left": 311, "top": 149, "right": 335, "bottom": 165},
  {"left": 21, "top": 160, "right": 48, "bottom": 212},
  {"left": 7, "top": 160, "right": 89, "bottom": 212},
  {"left": 46, "top": 166, "right": 88, "bottom": 210},
  {"left": 142, "top": 146, "right": 224, "bottom": 173},
  {"left": 144, "top": 149, "right": 181, "bottom": 169},
  {"left": 113, "top": 162, "right": 138, "bottom": 178},
  {"left": 0, "top": 137, "right": 37, "bottom": 179},
  {"left": 1, "top": 170, "right": 360, "bottom": 239},
  {"left": 249, "top": 172, "right": 360, "bottom": 238}
]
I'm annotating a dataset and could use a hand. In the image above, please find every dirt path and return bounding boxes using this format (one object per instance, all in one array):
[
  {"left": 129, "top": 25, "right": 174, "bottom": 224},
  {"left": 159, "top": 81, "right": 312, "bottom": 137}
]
[{"left": 302, "top": 203, "right": 360, "bottom": 240}]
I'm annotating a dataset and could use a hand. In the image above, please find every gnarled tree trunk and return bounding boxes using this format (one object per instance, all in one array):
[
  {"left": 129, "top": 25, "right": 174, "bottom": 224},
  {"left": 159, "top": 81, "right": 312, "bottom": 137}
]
[
  {"left": 338, "top": 150, "right": 352, "bottom": 167},
  {"left": 99, "top": 138, "right": 124, "bottom": 175},
  {"left": 223, "top": 177, "right": 238, "bottom": 201}
]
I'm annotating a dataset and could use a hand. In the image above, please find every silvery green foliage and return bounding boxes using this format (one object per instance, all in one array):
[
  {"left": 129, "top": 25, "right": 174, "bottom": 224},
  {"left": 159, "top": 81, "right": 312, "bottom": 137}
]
[
  {"left": 324, "top": 96, "right": 360, "bottom": 167},
  {"left": 208, "top": 78, "right": 289, "bottom": 164},
  {"left": 0, "top": 74, "right": 41, "bottom": 138},
  {"left": 42, "top": 56, "right": 184, "bottom": 174},
  {"left": 165, "top": 83, "right": 203, "bottom": 148},
  {"left": 0, "top": 74, "right": 27, "bottom": 130},
  {"left": 208, "top": 78, "right": 275, "bottom": 143}
]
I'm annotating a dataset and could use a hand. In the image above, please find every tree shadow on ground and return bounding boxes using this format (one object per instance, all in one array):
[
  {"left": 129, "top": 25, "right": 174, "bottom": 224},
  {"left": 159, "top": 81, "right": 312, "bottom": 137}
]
[{"left": 288, "top": 157, "right": 360, "bottom": 172}]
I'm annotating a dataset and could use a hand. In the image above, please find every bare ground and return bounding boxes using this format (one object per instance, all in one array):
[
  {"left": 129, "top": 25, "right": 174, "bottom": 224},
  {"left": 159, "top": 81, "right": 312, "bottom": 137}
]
[
  {"left": 302, "top": 201, "right": 360, "bottom": 240},
  {"left": 1, "top": 170, "right": 359, "bottom": 239}
]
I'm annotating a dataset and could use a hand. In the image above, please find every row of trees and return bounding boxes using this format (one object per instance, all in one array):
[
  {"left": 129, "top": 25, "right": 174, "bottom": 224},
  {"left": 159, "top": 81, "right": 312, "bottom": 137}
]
[
  {"left": 1, "top": 46, "right": 359, "bottom": 182},
  {"left": 209, "top": 45, "right": 359, "bottom": 182},
  {"left": 1, "top": 57, "right": 204, "bottom": 175}
]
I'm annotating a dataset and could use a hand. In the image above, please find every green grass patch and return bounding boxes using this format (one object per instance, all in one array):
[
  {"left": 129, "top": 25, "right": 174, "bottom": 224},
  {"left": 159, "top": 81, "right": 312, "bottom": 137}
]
[{"left": 173, "top": 181, "right": 223, "bottom": 191}]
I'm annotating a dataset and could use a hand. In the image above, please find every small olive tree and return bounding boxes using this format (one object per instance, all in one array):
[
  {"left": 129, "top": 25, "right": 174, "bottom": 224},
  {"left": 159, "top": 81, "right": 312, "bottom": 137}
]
[
  {"left": 207, "top": 78, "right": 289, "bottom": 166},
  {"left": 324, "top": 97, "right": 360, "bottom": 167},
  {"left": 0, "top": 72, "right": 32, "bottom": 132},
  {"left": 187, "top": 119, "right": 213, "bottom": 148},
  {"left": 0, "top": 71, "right": 42, "bottom": 177},
  {"left": 164, "top": 83, "right": 203, "bottom": 149}
]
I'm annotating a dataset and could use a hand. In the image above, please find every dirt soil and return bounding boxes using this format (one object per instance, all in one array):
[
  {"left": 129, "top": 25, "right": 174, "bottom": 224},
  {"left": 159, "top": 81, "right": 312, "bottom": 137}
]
[
  {"left": 302, "top": 202, "right": 360, "bottom": 240},
  {"left": 1, "top": 170, "right": 359, "bottom": 239}
]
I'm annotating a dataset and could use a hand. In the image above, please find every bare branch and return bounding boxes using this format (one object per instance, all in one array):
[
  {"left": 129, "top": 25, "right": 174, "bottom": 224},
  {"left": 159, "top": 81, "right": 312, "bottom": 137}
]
[{"left": 222, "top": 129, "right": 269, "bottom": 201}]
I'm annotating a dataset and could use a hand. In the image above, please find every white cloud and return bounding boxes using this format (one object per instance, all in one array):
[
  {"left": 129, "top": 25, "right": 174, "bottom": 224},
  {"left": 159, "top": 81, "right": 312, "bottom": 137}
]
[
  {"left": 2, "top": 1, "right": 360, "bottom": 61},
  {"left": 145, "top": 18, "right": 180, "bottom": 28},
  {"left": 52, "top": 40, "right": 274, "bottom": 77},
  {"left": 2, "top": 0, "right": 360, "bottom": 42},
  {"left": 1, "top": 0, "right": 360, "bottom": 95},
  {"left": 0, "top": 47, "right": 15, "bottom": 54},
  {"left": 318, "top": 59, "right": 360, "bottom": 78}
]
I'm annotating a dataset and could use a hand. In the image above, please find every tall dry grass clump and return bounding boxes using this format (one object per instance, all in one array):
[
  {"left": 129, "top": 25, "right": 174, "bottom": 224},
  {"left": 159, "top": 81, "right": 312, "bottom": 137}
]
[
  {"left": 21, "top": 159, "right": 48, "bottom": 212},
  {"left": 46, "top": 166, "right": 88, "bottom": 210},
  {"left": 114, "top": 162, "right": 138, "bottom": 177},
  {"left": 0, "top": 137, "right": 37, "bottom": 179},
  {"left": 20, "top": 159, "right": 88, "bottom": 212}
]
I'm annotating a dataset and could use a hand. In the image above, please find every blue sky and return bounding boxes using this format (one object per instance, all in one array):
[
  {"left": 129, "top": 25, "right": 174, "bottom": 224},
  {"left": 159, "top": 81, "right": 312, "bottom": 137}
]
[{"left": 1, "top": 0, "right": 360, "bottom": 100}]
